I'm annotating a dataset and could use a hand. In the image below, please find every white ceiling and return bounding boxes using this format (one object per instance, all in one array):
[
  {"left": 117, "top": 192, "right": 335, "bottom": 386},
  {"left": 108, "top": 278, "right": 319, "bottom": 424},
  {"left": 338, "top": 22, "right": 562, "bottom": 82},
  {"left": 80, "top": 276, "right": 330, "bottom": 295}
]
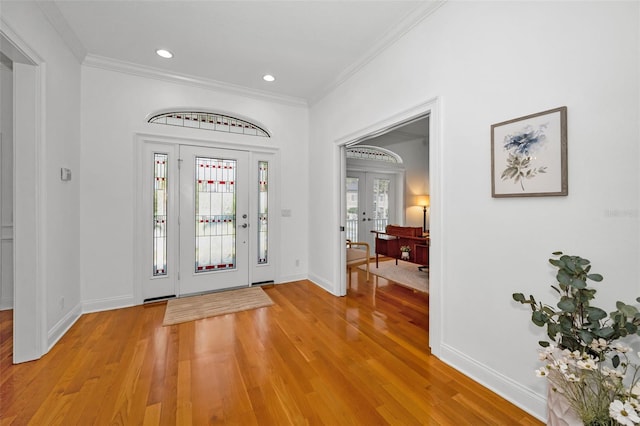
[{"left": 38, "top": 0, "right": 441, "bottom": 104}]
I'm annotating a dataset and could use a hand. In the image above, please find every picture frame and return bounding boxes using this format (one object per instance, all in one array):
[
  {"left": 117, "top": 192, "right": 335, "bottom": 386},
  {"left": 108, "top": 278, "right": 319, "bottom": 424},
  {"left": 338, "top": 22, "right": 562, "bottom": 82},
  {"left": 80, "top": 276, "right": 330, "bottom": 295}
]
[{"left": 491, "top": 106, "right": 567, "bottom": 198}]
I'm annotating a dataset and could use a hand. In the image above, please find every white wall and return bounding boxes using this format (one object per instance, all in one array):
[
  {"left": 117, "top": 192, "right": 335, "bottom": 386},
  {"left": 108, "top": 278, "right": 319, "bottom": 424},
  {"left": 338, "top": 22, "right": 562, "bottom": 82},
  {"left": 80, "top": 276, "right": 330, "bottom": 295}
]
[
  {"left": 2, "top": 2, "right": 82, "bottom": 351},
  {"left": 80, "top": 66, "right": 309, "bottom": 310},
  {"left": 309, "top": 1, "right": 639, "bottom": 420},
  {"left": 0, "top": 62, "right": 13, "bottom": 310}
]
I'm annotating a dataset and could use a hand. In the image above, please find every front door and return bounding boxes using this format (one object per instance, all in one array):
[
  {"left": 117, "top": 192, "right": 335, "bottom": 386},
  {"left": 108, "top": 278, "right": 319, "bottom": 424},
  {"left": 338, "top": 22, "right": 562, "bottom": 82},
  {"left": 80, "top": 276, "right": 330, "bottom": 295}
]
[
  {"left": 140, "top": 142, "right": 255, "bottom": 301},
  {"left": 179, "top": 145, "right": 250, "bottom": 295}
]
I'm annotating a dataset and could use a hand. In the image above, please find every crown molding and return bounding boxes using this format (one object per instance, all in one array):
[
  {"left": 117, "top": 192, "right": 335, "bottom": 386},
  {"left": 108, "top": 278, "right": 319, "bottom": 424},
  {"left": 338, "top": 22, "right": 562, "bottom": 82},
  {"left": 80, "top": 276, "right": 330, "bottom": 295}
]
[
  {"left": 309, "top": 1, "right": 446, "bottom": 106},
  {"left": 83, "top": 54, "right": 308, "bottom": 108},
  {"left": 35, "top": 1, "right": 87, "bottom": 64}
]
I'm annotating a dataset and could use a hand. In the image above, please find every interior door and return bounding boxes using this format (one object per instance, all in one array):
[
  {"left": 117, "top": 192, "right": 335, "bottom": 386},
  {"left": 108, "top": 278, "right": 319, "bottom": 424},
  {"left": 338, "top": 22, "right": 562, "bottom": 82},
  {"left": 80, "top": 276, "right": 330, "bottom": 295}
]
[
  {"left": 179, "top": 145, "right": 250, "bottom": 295},
  {"left": 346, "top": 171, "right": 394, "bottom": 248}
]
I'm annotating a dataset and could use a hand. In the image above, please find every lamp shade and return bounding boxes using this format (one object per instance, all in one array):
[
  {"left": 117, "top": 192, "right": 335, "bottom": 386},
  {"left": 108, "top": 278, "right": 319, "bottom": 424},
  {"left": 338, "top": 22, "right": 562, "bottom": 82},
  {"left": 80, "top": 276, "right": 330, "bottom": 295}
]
[{"left": 414, "top": 194, "right": 430, "bottom": 207}]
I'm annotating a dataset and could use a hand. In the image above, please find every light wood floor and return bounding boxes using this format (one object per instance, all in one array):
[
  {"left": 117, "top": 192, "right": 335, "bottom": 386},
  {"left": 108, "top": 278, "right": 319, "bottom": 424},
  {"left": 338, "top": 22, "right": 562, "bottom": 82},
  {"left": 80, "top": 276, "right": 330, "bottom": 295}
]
[{"left": 0, "top": 269, "right": 543, "bottom": 425}]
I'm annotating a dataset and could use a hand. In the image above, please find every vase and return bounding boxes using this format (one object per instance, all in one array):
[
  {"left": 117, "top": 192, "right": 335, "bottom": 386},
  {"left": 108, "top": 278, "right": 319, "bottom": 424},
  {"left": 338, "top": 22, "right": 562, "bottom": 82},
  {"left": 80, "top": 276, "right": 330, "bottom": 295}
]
[
  {"left": 547, "top": 387, "right": 582, "bottom": 426},
  {"left": 401, "top": 251, "right": 409, "bottom": 260}
]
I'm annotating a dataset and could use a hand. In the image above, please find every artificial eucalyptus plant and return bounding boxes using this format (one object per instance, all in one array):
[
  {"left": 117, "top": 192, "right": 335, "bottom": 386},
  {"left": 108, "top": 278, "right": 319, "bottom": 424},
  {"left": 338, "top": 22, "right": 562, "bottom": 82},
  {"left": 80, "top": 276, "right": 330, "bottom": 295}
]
[
  {"left": 513, "top": 252, "right": 640, "bottom": 426},
  {"left": 513, "top": 251, "right": 640, "bottom": 358}
]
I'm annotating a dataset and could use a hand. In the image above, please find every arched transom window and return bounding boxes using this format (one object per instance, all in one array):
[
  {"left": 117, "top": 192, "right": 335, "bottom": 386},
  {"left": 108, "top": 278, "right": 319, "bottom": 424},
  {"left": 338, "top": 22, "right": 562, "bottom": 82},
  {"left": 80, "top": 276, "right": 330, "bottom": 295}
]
[
  {"left": 346, "top": 145, "right": 402, "bottom": 163},
  {"left": 148, "top": 111, "right": 270, "bottom": 137}
]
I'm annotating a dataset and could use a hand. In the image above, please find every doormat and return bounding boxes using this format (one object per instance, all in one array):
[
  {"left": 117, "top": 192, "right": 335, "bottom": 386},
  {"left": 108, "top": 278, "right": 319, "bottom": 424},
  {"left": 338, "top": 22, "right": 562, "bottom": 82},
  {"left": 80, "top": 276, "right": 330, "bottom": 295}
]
[
  {"left": 162, "top": 286, "right": 274, "bottom": 326},
  {"left": 360, "top": 260, "right": 428, "bottom": 293}
]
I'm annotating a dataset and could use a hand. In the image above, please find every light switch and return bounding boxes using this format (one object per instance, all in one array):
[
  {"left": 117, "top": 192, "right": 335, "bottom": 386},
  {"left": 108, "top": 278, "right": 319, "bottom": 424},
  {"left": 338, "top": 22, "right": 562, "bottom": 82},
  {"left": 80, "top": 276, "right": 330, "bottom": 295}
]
[{"left": 60, "top": 168, "right": 72, "bottom": 181}]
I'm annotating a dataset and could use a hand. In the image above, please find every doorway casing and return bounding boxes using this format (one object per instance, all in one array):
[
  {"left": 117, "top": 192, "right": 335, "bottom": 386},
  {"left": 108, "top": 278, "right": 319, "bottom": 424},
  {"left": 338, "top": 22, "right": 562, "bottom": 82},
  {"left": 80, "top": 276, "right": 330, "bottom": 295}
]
[
  {"left": 1, "top": 19, "right": 47, "bottom": 363},
  {"left": 334, "top": 97, "right": 442, "bottom": 356}
]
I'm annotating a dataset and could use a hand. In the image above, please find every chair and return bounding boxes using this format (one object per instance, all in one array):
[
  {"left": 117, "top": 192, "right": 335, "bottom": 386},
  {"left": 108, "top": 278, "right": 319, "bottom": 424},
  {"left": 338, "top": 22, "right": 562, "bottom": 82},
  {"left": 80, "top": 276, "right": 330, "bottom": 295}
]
[{"left": 346, "top": 240, "right": 370, "bottom": 284}]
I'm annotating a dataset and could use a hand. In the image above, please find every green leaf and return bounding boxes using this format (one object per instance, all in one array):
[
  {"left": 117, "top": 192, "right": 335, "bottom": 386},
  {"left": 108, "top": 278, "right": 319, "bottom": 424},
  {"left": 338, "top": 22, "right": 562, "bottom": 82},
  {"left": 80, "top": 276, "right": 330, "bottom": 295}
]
[
  {"left": 587, "top": 273, "right": 603, "bottom": 282},
  {"left": 579, "top": 330, "right": 594, "bottom": 345},
  {"left": 539, "top": 341, "right": 550, "bottom": 348},
  {"left": 586, "top": 307, "right": 607, "bottom": 322},
  {"left": 548, "top": 323, "right": 560, "bottom": 339},
  {"left": 594, "top": 327, "right": 615, "bottom": 339},
  {"left": 577, "top": 257, "right": 590, "bottom": 266},
  {"left": 557, "top": 298, "right": 576, "bottom": 312},
  {"left": 512, "top": 293, "right": 526, "bottom": 303},
  {"left": 625, "top": 322, "right": 637, "bottom": 334},
  {"left": 619, "top": 303, "right": 639, "bottom": 317},
  {"left": 557, "top": 270, "right": 572, "bottom": 285},
  {"left": 532, "top": 311, "right": 547, "bottom": 327},
  {"left": 549, "top": 259, "right": 563, "bottom": 267},
  {"left": 571, "top": 279, "right": 587, "bottom": 290},
  {"left": 552, "top": 251, "right": 564, "bottom": 256},
  {"left": 613, "top": 354, "right": 620, "bottom": 368}
]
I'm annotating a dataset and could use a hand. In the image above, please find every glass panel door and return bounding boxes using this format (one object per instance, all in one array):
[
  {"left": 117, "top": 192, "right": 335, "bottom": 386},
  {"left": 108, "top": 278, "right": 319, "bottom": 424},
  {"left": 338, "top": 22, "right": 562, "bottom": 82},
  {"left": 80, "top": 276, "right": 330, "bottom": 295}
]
[
  {"left": 179, "top": 145, "right": 249, "bottom": 295},
  {"left": 346, "top": 171, "right": 395, "bottom": 248}
]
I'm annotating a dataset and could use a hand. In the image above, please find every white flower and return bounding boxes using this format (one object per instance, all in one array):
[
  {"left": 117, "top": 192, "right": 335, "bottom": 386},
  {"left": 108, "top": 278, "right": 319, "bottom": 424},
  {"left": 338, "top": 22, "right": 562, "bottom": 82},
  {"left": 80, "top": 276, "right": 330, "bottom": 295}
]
[
  {"left": 577, "top": 357, "right": 598, "bottom": 370},
  {"left": 590, "top": 338, "right": 608, "bottom": 352},
  {"left": 603, "top": 366, "right": 624, "bottom": 379},
  {"left": 610, "top": 399, "right": 640, "bottom": 426},
  {"left": 614, "top": 342, "right": 632, "bottom": 353},
  {"left": 631, "top": 383, "right": 640, "bottom": 398},
  {"left": 564, "top": 373, "right": 580, "bottom": 382},
  {"left": 556, "top": 361, "right": 569, "bottom": 374},
  {"left": 535, "top": 368, "right": 548, "bottom": 378},
  {"left": 567, "top": 350, "right": 581, "bottom": 360}
]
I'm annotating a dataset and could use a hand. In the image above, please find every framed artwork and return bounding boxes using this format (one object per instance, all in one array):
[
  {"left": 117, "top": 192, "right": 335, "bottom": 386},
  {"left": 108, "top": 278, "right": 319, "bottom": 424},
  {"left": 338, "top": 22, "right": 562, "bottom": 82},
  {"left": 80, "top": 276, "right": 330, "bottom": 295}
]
[{"left": 491, "top": 106, "right": 567, "bottom": 198}]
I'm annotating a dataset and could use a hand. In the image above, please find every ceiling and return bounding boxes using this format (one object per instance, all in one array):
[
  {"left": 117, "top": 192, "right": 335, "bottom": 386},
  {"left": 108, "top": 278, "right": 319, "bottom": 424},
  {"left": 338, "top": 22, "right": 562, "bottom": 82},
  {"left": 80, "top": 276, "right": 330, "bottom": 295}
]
[{"left": 36, "top": 0, "right": 441, "bottom": 104}]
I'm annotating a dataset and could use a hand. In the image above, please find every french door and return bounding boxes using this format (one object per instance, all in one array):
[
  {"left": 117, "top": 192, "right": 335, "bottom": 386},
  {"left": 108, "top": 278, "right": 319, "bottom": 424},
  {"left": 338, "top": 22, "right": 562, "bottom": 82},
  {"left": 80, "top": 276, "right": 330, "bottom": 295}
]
[
  {"left": 140, "top": 141, "right": 273, "bottom": 301},
  {"left": 346, "top": 171, "right": 395, "bottom": 248}
]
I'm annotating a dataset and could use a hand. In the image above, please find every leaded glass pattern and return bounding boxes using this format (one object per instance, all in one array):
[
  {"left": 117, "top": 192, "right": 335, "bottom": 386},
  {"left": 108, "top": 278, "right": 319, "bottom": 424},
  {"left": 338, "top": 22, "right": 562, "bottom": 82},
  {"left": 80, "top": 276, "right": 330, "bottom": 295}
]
[
  {"left": 258, "top": 161, "right": 268, "bottom": 264},
  {"left": 372, "top": 178, "right": 390, "bottom": 232},
  {"left": 149, "top": 112, "right": 270, "bottom": 137},
  {"left": 345, "top": 177, "right": 359, "bottom": 242},
  {"left": 346, "top": 146, "right": 401, "bottom": 163},
  {"left": 153, "top": 153, "right": 168, "bottom": 276},
  {"left": 195, "top": 157, "right": 237, "bottom": 272}
]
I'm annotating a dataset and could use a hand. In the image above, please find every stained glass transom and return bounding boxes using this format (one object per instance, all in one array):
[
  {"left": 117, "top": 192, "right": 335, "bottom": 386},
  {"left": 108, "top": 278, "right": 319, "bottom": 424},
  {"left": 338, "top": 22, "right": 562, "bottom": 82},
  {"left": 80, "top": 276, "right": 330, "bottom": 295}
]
[
  {"left": 346, "top": 146, "right": 401, "bottom": 163},
  {"left": 149, "top": 112, "right": 270, "bottom": 137},
  {"left": 195, "top": 157, "right": 237, "bottom": 272},
  {"left": 258, "top": 161, "right": 268, "bottom": 264},
  {"left": 153, "top": 153, "right": 168, "bottom": 276}
]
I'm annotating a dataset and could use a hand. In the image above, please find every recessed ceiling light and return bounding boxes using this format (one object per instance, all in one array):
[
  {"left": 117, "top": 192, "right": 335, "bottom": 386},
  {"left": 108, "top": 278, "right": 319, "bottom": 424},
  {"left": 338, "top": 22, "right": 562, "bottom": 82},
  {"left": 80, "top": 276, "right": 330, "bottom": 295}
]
[
  {"left": 263, "top": 74, "right": 275, "bottom": 82},
  {"left": 156, "top": 49, "right": 173, "bottom": 59}
]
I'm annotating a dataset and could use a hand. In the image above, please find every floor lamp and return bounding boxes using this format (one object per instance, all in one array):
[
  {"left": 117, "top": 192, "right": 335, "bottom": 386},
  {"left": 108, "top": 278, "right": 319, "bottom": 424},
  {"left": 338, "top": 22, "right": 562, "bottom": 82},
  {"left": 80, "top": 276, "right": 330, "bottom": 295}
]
[{"left": 414, "top": 195, "right": 430, "bottom": 234}]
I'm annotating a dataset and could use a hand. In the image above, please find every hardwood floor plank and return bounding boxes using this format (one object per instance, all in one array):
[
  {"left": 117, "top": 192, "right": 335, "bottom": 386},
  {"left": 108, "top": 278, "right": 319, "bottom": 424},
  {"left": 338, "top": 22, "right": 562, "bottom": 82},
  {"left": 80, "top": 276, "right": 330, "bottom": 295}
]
[{"left": 0, "top": 272, "right": 543, "bottom": 425}]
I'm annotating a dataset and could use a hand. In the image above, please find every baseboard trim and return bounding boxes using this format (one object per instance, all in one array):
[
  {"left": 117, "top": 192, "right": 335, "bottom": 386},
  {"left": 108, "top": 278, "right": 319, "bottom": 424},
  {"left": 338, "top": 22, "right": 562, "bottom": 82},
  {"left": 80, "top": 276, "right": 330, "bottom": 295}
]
[
  {"left": 277, "top": 273, "right": 309, "bottom": 285},
  {"left": 306, "top": 272, "right": 338, "bottom": 295},
  {"left": 47, "top": 303, "right": 82, "bottom": 351},
  {"left": 439, "top": 343, "right": 546, "bottom": 422},
  {"left": 0, "top": 297, "right": 13, "bottom": 311},
  {"left": 82, "top": 294, "right": 135, "bottom": 314}
]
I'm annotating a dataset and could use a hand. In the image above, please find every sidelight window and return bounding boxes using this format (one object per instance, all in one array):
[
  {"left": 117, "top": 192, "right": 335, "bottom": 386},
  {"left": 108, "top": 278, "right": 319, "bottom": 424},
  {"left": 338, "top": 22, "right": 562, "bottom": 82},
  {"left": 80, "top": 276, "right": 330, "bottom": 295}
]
[{"left": 153, "top": 153, "right": 168, "bottom": 276}]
